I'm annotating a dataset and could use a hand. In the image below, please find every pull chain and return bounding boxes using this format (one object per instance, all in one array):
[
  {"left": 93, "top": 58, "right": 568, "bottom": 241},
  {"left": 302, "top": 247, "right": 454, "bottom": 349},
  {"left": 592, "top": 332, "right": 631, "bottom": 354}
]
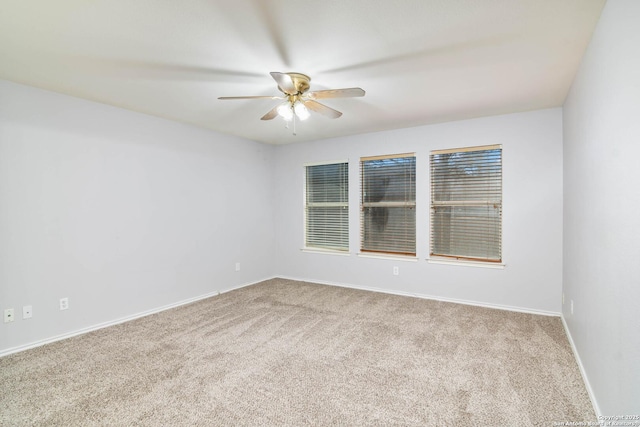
[{"left": 293, "top": 107, "right": 297, "bottom": 136}]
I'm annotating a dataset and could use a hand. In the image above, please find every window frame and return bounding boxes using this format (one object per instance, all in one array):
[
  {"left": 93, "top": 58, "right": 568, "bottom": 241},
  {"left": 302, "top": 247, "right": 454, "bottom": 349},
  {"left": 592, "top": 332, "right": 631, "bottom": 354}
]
[
  {"left": 303, "top": 160, "right": 350, "bottom": 253},
  {"left": 429, "top": 144, "right": 503, "bottom": 265},
  {"left": 359, "top": 153, "right": 417, "bottom": 257}
]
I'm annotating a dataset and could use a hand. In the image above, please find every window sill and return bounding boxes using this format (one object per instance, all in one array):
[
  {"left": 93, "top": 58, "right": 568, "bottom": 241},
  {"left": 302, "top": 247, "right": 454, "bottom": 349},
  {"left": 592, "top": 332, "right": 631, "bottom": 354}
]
[
  {"left": 301, "top": 248, "right": 351, "bottom": 256},
  {"left": 358, "top": 253, "right": 418, "bottom": 262},
  {"left": 427, "top": 257, "right": 505, "bottom": 269}
]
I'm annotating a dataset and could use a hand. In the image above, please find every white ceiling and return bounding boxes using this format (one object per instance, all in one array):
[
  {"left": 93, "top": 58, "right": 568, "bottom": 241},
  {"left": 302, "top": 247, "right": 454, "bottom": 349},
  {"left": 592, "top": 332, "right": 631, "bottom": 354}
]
[{"left": 0, "top": 0, "right": 605, "bottom": 145}]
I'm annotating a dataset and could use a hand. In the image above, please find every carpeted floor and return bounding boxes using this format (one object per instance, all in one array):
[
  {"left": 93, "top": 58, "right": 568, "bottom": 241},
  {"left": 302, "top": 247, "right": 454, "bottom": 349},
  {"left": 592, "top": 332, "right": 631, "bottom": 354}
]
[{"left": 0, "top": 278, "right": 595, "bottom": 426}]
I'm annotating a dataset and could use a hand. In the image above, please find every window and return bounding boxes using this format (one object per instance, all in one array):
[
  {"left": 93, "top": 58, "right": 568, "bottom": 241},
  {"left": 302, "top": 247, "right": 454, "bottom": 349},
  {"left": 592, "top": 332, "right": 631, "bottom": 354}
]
[
  {"left": 304, "top": 162, "right": 349, "bottom": 251},
  {"left": 430, "top": 145, "right": 502, "bottom": 263},
  {"left": 360, "top": 154, "right": 416, "bottom": 256}
]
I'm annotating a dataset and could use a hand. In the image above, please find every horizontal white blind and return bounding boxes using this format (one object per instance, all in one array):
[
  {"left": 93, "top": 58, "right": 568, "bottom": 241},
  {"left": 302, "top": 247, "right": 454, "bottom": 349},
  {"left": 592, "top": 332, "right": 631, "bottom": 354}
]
[
  {"left": 430, "top": 146, "right": 502, "bottom": 262},
  {"left": 305, "top": 162, "right": 349, "bottom": 251},
  {"left": 361, "top": 154, "right": 416, "bottom": 255}
]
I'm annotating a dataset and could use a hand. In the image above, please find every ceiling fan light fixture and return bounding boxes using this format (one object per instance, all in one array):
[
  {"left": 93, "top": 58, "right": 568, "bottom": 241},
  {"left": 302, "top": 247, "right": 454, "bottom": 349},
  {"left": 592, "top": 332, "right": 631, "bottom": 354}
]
[
  {"left": 276, "top": 102, "right": 293, "bottom": 121},
  {"left": 219, "top": 72, "right": 365, "bottom": 126},
  {"left": 294, "top": 102, "right": 310, "bottom": 121}
]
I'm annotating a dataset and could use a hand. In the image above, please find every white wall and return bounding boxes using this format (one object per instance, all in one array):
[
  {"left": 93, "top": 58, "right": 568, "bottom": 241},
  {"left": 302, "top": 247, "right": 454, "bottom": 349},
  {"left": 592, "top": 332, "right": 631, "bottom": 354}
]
[
  {"left": 0, "top": 80, "right": 276, "bottom": 353},
  {"left": 274, "top": 108, "right": 564, "bottom": 314},
  {"left": 563, "top": 0, "right": 640, "bottom": 416}
]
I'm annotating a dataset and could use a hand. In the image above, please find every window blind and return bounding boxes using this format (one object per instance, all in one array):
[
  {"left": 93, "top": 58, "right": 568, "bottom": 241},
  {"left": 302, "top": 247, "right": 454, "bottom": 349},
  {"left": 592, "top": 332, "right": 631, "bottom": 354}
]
[
  {"left": 305, "top": 162, "right": 349, "bottom": 251},
  {"left": 430, "top": 145, "right": 502, "bottom": 262},
  {"left": 360, "top": 154, "right": 416, "bottom": 255}
]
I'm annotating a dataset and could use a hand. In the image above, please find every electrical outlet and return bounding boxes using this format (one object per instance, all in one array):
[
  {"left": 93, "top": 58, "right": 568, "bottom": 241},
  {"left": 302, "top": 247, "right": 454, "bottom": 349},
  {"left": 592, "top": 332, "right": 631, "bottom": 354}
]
[
  {"left": 562, "top": 292, "right": 565, "bottom": 305},
  {"left": 235, "top": 262, "right": 240, "bottom": 272},
  {"left": 23, "top": 305, "right": 33, "bottom": 319},
  {"left": 59, "top": 298, "right": 69, "bottom": 311},
  {"left": 4, "top": 308, "right": 15, "bottom": 323},
  {"left": 393, "top": 266, "right": 399, "bottom": 276},
  {"left": 570, "top": 300, "right": 574, "bottom": 315}
]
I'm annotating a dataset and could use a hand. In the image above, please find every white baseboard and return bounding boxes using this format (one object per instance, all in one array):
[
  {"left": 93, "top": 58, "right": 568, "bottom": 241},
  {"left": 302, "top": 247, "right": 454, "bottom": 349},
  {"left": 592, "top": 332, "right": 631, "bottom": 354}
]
[
  {"left": 1, "top": 275, "right": 560, "bottom": 358},
  {"left": 2, "top": 275, "right": 601, "bottom": 421},
  {"left": 561, "top": 315, "right": 601, "bottom": 418},
  {"left": 0, "top": 277, "right": 269, "bottom": 358},
  {"left": 277, "top": 275, "right": 561, "bottom": 317}
]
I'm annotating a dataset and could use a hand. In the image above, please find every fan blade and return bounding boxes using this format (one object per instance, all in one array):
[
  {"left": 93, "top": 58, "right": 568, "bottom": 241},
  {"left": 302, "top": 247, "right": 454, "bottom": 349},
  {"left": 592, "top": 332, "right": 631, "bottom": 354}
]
[
  {"left": 254, "top": 3, "right": 291, "bottom": 68},
  {"left": 270, "top": 72, "right": 296, "bottom": 94},
  {"left": 218, "top": 95, "right": 284, "bottom": 100},
  {"left": 64, "top": 56, "right": 267, "bottom": 82},
  {"left": 307, "top": 88, "right": 365, "bottom": 99},
  {"left": 260, "top": 105, "right": 280, "bottom": 120},
  {"left": 302, "top": 100, "right": 343, "bottom": 119}
]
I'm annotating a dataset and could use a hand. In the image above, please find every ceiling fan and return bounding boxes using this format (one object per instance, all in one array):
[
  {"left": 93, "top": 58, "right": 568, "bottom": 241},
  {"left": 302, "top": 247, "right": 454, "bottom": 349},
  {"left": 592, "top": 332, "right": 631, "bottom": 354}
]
[{"left": 218, "top": 72, "right": 365, "bottom": 126}]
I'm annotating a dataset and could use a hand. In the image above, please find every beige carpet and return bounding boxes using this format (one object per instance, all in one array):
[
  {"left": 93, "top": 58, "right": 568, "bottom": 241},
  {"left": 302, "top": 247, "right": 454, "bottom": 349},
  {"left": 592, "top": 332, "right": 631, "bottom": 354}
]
[{"left": 1, "top": 278, "right": 594, "bottom": 426}]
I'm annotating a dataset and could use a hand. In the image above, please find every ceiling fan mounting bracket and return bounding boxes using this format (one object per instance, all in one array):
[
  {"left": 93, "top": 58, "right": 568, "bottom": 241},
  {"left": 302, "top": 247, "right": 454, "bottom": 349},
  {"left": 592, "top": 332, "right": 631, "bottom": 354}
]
[{"left": 279, "top": 72, "right": 311, "bottom": 95}]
